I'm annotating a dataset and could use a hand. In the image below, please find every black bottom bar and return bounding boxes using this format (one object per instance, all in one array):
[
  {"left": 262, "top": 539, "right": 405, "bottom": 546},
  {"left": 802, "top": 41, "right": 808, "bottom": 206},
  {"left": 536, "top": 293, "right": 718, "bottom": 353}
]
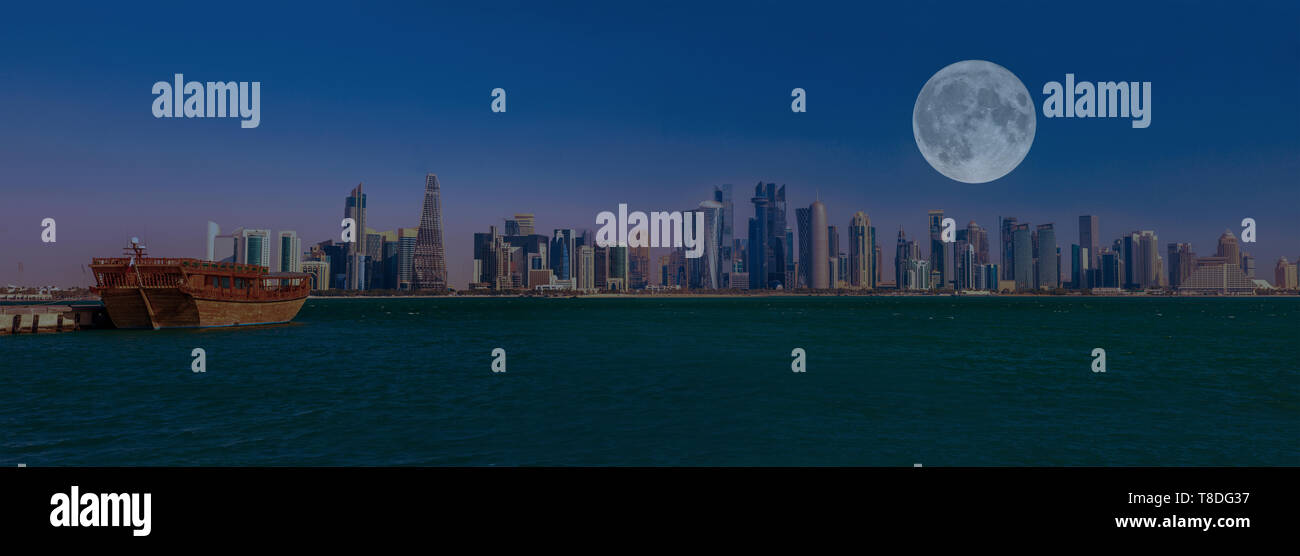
[{"left": 4, "top": 467, "right": 1289, "bottom": 542}]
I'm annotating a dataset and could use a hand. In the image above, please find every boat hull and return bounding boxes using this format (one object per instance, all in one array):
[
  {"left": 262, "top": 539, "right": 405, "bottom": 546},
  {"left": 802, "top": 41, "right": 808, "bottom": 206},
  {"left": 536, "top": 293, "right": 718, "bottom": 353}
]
[{"left": 100, "top": 288, "right": 307, "bottom": 329}]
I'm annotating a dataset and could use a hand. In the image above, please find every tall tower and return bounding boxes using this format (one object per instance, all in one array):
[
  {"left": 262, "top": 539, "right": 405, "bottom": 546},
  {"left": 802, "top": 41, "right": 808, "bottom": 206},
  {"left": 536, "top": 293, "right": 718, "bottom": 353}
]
[
  {"left": 928, "top": 209, "right": 945, "bottom": 278},
  {"left": 811, "top": 201, "right": 829, "bottom": 289},
  {"left": 967, "top": 220, "right": 988, "bottom": 265},
  {"left": 550, "top": 229, "right": 574, "bottom": 281},
  {"left": 1013, "top": 223, "right": 1032, "bottom": 290},
  {"left": 343, "top": 184, "right": 368, "bottom": 289},
  {"left": 235, "top": 228, "right": 271, "bottom": 268},
  {"left": 1138, "top": 230, "right": 1159, "bottom": 288},
  {"left": 398, "top": 227, "right": 418, "bottom": 289},
  {"left": 699, "top": 200, "right": 723, "bottom": 289},
  {"left": 796, "top": 207, "right": 812, "bottom": 288},
  {"left": 895, "top": 227, "right": 908, "bottom": 290},
  {"left": 713, "top": 184, "right": 734, "bottom": 288},
  {"left": 206, "top": 221, "right": 220, "bottom": 261},
  {"left": 413, "top": 173, "right": 448, "bottom": 290},
  {"left": 828, "top": 225, "right": 841, "bottom": 287},
  {"left": 1035, "top": 224, "right": 1058, "bottom": 289},
  {"left": 278, "top": 230, "right": 301, "bottom": 273},
  {"left": 1078, "top": 215, "right": 1099, "bottom": 270},
  {"left": 748, "top": 191, "right": 769, "bottom": 289},
  {"left": 999, "top": 216, "right": 1018, "bottom": 280},
  {"left": 849, "top": 212, "right": 871, "bottom": 289}
]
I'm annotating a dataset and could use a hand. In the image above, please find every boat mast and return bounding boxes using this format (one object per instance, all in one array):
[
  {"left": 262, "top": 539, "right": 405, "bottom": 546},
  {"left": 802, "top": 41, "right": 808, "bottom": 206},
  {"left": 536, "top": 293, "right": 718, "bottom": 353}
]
[{"left": 126, "top": 237, "right": 160, "bottom": 330}]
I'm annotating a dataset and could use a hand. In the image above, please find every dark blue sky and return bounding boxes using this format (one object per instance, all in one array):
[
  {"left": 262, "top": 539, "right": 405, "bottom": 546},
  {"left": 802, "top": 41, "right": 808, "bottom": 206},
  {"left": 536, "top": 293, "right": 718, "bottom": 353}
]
[{"left": 2, "top": 1, "right": 1297, "bottom": 287}]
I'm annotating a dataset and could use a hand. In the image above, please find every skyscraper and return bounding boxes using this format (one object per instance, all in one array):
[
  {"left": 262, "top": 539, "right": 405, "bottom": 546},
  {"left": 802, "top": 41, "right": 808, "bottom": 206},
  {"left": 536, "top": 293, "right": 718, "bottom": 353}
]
[
  {"left": 550, "top": 228, "right": 575, "bottom": 280},
  {"left": 796, "top": 207, "right": 812, "bottom": 288},
  {"left": 380, "top": 230, "right": 399, "bottom": 289},
  {"left": 784, "top": 226, "right": 795, "bottom": 289},
  {"left": 1167, "top": 242, "right": 1194, "bottom": 288},
  {"left": 593, "top": 246, "right": 608, "bottom": 289},
  {"left": 630, "top": 244, "right": 650, "bottom": 289},
  {"left": 490, "top": 227, "right": 513, "bottom": 290},
  {"left": 234, "top": 228, "right": 271, "bottom": 269},
  {"left": 365, "top": 230, "right": 384, "bottom": 289},
  {"left": 748, "top": 192, "right": 769, "bottom": 289},
  {"left": 895, "top": 227, "right": 909, "bottom": 290},
  {"left": 873, "top": 238, "right": 882, "bottom": 287},
  {"left": 413, "top": 173, "right": 448, "bottom": 290},
  {"left": 939, "top": 240, "right": 953, "bottom": 289},
  {"left": 550, "top": 231, "right": 570, "bottom": 282},
  {"left": 1276, "top": 258, "right": 1298, "bottom": 289},
  {"left": 205, "top": 221, "right": 220, "bottom": 262},
  {"left": 1119, "top": 232, "right": 1139, "bottom": 289},
  {"left": 849, "top": 212, "right": 872, "bottom": 289},
  {"left": 956, "top": 243, "right": 975, "bottom": 290},
  {"left": 472, "top": 231, "right": 493, "bottom": 285},
  {"left": 810, "top": 200, "right": 829, "bottom": 289},
  {"left": 575, "top": 245, "right": 595, "bottom": 291},
  {"left": 768, "top": 184, "right": 788, "bottom": 288},
  {"left": 398, "top": 227, "right": 417, "bottom": 289},
  {"left": 837, "top": 252, "right": 849, "bottom": 286},
  {"left": 1217, "top": 230, "right": 1240, "bottom": 267},
  {"left": 828, "top": 225, "right": 841, "bottom": 288},
  {"left": 344, "top": 184, "right": 367, "bottom": 289},
  {"left": 1079, "top": 215, "right": 1099, "bottom": 271},
  {"left": 748, "top": 182, "right": 788, "bottom": 288},
  {"left": 277, "top": 231, "right": 301, "bottom": 273},
  {"left": 966, "top": 220, "right": 989, "bottom": 265},
  {"left": 1012, "top": 223, "right": 1032, "bottom": 290},
  {"left": 1098, "top": 249, "right": 1122, "bottom": 289},
  {"left": 714, "top": 184, "right": 734, "bottom": 288},
  {"left": 506, "top": 213, "right": 535, "bottom": 236},
  {"left": 699, "top": 200, "right": 723, "bottom": 289},
  {"left": 999, "top": 216, "right": 1018, "bottom": 281},
  {"left": 1071, "top": 244, "right": 1089, "bottom": 289},
  {"left": 1137, "top": 230, "right": 1160, "bottom": 289},
  {"left": 928, "top": 209, "right": 945, "bottom": 279},
  {"left": 1035, "top": 224, "right": 1058, "bottom": 290},
  {"left": 608, "top": 245, "right": 628, "bottom": 290}
]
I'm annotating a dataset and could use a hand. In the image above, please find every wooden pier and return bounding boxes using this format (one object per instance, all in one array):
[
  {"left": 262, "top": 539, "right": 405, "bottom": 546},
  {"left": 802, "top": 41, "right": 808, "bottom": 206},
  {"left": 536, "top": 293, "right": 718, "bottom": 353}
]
[{"left": 0, "top": 303, "right": 109, "bottom": 335}]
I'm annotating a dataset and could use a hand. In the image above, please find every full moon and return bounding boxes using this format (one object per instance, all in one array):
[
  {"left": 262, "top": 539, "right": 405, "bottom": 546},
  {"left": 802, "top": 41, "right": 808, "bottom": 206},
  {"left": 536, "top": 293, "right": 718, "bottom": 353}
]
[{"left": 912, "top": 60, "right": 1035, "bottom": 184}]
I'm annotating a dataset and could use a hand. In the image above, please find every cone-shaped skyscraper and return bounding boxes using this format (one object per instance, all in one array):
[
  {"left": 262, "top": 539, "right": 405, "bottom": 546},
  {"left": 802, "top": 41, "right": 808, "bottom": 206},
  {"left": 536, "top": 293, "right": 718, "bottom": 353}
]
[{"left": 413, "top": 173, "right": 448, "bottom": 290}]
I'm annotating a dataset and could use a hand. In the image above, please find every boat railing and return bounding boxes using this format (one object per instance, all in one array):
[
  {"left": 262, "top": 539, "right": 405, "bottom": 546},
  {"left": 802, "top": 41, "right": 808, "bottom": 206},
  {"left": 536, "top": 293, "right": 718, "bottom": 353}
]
[
  {"left": 91, "top": 258, "right": 270, "bottom": 274},
  {"left": 93, "top": 272, "right": 185, "bottom": 289},
  {"left": 91, "top": 257, "right": 196, "bottom": 266}
]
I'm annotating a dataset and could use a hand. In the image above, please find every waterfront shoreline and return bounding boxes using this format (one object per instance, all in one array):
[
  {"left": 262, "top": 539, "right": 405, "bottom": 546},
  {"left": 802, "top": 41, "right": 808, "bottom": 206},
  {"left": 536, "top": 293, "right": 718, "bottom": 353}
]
[{"left": 305, "top": 292, "right": 1300, "bottom": 300}]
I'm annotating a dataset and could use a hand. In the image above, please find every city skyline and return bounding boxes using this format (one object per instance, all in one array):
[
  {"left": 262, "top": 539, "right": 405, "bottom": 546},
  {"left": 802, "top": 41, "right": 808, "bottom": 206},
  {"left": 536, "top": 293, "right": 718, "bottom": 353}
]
[
  {"left": 6, "top": 171, "right": 1300, "bottom": 292},
  {"left": 2, "top": 3, "right": 1298, "bottom": 287}
]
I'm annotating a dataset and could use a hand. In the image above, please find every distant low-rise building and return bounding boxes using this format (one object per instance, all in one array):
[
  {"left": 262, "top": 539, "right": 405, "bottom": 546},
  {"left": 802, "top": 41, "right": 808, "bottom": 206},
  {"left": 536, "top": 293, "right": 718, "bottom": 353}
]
[{"left": 1177, "top": 260, "right": 1255, "bottom": 295}]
